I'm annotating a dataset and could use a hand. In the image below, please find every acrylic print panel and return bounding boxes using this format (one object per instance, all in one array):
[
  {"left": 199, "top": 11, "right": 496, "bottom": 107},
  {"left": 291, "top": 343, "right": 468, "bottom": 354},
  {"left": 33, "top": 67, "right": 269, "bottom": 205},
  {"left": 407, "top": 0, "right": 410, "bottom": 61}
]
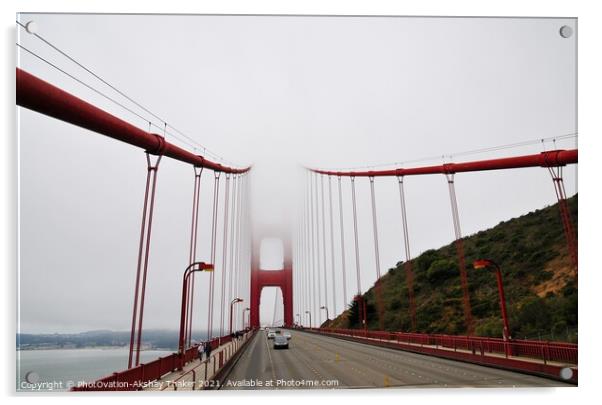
[{"left": 16, "top": 13, "right": 577, "bottom": 391}]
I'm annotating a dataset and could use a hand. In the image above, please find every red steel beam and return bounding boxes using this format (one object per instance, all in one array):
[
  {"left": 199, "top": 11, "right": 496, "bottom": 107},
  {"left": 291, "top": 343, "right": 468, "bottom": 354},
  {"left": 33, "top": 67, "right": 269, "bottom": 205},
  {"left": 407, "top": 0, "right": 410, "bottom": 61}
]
[
  {"left": 311, "top": 149, "right": 578, "bottom": 177},
  {"left": 16, "top": 68, "right": 250, "bottom": 174}
]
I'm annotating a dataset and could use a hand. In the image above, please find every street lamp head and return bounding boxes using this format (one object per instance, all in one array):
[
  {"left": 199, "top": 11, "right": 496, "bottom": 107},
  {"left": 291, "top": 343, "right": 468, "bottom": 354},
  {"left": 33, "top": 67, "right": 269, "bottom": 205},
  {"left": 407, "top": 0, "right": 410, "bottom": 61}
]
[
  {"left": 200, "top": 262, "right": 214, "bottom": 271},
  {"left": 473, "top": 259, "right": 494, "bottom": 269},
  {"left": 305, "top": 310, "right": 310, "bottom": 314},
  {"left": 190, "top": 261, "right": 214, "bottom": 271}
]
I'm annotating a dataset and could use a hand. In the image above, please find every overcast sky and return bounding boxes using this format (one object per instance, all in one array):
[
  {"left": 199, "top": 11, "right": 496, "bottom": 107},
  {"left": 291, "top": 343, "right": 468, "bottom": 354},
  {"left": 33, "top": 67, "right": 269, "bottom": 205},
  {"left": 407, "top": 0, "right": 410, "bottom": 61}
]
[{"left": 17, "top": 14, "right": 576, "bottom": 333}]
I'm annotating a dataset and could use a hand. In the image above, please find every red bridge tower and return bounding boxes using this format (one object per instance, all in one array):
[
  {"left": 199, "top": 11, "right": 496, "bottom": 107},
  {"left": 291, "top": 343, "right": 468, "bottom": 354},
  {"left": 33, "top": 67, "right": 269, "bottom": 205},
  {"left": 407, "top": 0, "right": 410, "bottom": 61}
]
[{"left": 250, "top": 229, "right": 293, "bottom": 328}]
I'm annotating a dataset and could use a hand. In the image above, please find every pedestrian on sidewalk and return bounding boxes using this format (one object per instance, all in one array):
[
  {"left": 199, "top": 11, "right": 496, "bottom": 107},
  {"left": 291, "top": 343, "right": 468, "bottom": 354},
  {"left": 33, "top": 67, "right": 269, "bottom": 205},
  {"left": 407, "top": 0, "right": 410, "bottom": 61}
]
[
  {"left": 204, "top": 340, "right": 212, "bottom": 361},
  {"left": 197, "top": 342, "right": 204, "bottom": 361}
]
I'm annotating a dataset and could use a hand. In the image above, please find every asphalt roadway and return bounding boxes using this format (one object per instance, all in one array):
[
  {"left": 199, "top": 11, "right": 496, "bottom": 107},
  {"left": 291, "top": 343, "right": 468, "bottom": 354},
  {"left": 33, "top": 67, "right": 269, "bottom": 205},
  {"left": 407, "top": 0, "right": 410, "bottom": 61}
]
[{"left": 220, "top": 329, "right": 571, "bottom": 390}]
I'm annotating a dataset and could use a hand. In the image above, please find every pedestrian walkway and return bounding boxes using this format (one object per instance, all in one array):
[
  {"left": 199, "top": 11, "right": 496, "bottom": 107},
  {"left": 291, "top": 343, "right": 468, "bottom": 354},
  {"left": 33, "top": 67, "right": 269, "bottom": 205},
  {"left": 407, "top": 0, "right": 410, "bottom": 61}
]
[
  {"left": 334, "top": 331, "right": 577, "bottom": 367},
  {"left": 146, "top": 332, "right": 253, "bottom": 391}
]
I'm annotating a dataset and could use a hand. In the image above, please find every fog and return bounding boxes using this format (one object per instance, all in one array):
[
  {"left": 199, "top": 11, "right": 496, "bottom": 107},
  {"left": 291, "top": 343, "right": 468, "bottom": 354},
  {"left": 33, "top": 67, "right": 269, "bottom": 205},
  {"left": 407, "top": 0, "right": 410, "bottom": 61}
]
[{"left": 17, "top": 14, "right": 576, "bottom": 333}]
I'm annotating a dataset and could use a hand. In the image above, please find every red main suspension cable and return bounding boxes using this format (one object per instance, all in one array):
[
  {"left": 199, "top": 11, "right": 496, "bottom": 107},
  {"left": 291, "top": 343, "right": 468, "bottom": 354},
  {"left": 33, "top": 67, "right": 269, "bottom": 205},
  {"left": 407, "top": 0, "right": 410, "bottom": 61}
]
[
  {"left": 16, "top": 68, "right": 250, "bottom": 174},
  {"left": 311, "top": 149, "right": 577, "bottom": 177}
]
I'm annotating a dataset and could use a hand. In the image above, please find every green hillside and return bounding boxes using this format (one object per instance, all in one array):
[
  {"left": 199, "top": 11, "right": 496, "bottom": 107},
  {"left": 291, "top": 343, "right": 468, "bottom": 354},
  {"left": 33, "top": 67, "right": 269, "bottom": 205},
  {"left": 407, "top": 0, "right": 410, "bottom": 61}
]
[{"left": 329, "top": 195, "right": 578, "bottom": 342}]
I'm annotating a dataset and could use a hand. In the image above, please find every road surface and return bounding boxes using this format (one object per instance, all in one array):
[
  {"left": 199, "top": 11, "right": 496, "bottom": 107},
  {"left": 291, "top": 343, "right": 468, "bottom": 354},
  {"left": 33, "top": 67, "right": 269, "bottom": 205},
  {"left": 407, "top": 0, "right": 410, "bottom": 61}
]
[{"left": 220, "top": 329, "right": 570, "bottom": 390}]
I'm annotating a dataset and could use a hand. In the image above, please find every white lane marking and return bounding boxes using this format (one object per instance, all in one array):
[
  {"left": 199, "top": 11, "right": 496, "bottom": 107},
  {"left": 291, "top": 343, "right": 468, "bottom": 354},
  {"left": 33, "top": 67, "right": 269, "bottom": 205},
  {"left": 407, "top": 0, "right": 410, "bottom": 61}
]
[{"left": 263, "top": 333, "right": 277, "bottom": 380}]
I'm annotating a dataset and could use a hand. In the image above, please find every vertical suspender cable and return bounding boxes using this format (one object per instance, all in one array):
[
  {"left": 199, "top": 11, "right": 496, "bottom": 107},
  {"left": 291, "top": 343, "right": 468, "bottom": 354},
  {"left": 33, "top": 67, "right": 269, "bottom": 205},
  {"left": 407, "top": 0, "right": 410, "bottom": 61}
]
[
  {"left": 320, "top": 175, "right": 329, "bottom": 318},
  {"left": 128, "top": 152, "right": 161, "bottom": 368},
  {"left": 243, "top": 174, "right": 249, "bottom": 329},
  {"left": 350, "top": 176, "right": 362, "bottom": 295},
  {"left": 293, "top": 213, "right": 297, "bottom": 321},
  {"left": 219, "top": 174, "right": 231, "bottom": 337},
  {"left": 445, "top": 173, "right": 473, "bottom": 335},
  {"left": 272, "top": 287, "right": 278, "bottom": 326},
  {"left": 245, "top": 175, "right": 251, "bottom": 327},
  {"left": 293, "top": 193, "right": 298, "bottom": 323},
  {"left": 546, "top": 165, "right": 578, "bottom": 274},
  {"left": 207, "top": 172, "right": 221, "bottom": 339},
  {"left": 337, "top": 176, "right": 348, "bottom": 310},
  {"left": 298, "top": 203, "right": 303, "bottom": 323},
  {"left": 308, "top": 171, "right": 318, "bottom": 326},
  {"left": 185, "top": 166, "right": 203, "bottom": 347},
  {"left": 369, "top": 176, "right": 385, "bottom": 330},
  {"left": 298, "top": 193, "right": 305, "bottom": 323},
  {"left": 350, "top": 176, "right": 365, "bottom": 331},
  {"left": 313, "top": 172, "right": 323, "bottom": 325},
  {"left": 128, "top": 155, "right": 153, "bottom": 369},
  {"left": 302, "top": 190, "right": 308, "bottom": 325},
  {"left": 298, "top": 221, "right": 301, "bottom": 320},
  {"left": 233, "top": 175, "right": 242, "bottom": 330},
  {"left": 327, "top": 176, "right": 337, "bottom": 317},
  {"left": 227, "top": 176, "right": 238, "bottom": 327},
  {"left": 397, "top": 176, "right": 417, "bottom": 331},
  {"left": 246, "top": 175, "right": 250, "bottom": 322},
  {"left": 293, "top": 214, "right": 296, "bottom": 320},
  {"left": 233, "top": 174, "right": 244, "bottom": 330},
  {"left": 133, "top": 152, "right": 162, "bottom": 367},
  {"left": 297, "top": 198, "right": 302, "bottom": 324},
  {"left": 305, "top": 172, "right": 312, "bottom": 326}
]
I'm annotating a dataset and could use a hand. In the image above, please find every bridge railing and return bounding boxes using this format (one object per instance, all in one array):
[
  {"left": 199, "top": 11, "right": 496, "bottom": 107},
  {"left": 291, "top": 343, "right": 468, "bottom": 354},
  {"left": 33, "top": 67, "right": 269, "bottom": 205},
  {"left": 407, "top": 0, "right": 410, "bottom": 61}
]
[
  {"left": 72, "top": 331, "right": 249, "bottom": 391},
  {"left": 160, "top": 330, "right": 256, "bottom": 391},
  {"left": 317, "top": 328, "right": 577, "bottom": 365}
]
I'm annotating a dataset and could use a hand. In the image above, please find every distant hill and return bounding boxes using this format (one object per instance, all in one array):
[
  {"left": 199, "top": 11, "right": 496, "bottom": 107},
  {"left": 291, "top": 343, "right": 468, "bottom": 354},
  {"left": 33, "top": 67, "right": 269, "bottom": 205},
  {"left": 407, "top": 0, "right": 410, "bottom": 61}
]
[
  {"left": 329, "top": 194, "right": 577, "bottom": 342},
  {"left": 17, "top": 329, "right": 217, "bottom": 350}
]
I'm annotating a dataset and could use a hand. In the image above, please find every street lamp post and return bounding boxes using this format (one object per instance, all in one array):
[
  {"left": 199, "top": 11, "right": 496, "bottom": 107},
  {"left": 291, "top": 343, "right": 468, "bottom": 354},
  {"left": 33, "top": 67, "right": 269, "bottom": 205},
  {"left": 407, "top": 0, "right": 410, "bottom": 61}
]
[
  {"left": 473, "top": 259, "right": 512, "bottom": 356},
  {"left": 178, "top": 262, "right": 214, "bottom": 361},
  {"left": 230, "top": 298, "right": 243, "bottom": 335},
  {"left": 305, "top": 310, "right": 312, "bottom": 329},
  {"left": 320, "top": 306, "right": 330, "bottom": 322}
]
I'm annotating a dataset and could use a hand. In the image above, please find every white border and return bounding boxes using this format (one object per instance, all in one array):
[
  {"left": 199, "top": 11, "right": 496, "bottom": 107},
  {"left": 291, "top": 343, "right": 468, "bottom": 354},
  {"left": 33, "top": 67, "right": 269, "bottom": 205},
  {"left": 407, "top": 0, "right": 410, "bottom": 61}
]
[{"left": 3, "top": 1, "right": 601, "bottom": 404}]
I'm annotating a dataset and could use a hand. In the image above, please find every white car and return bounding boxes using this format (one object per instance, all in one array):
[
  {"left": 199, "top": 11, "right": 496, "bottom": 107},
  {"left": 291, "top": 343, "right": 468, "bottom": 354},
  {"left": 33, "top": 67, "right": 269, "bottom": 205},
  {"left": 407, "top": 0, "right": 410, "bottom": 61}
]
[
  {"left": 273, "top": 335, "right": 289, "bottom": 349},
  {"left": 267, "top": 331, "right": 276, "bottom": 339}
]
